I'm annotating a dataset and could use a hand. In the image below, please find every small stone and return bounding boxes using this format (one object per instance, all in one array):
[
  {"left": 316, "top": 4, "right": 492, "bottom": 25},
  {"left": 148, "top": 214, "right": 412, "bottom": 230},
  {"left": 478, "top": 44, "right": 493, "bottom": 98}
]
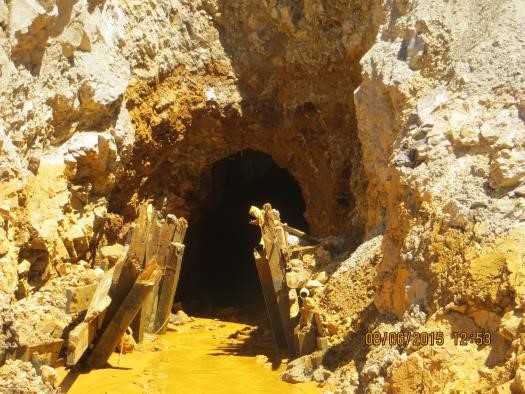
[
  {"left": 515, "top": 184, "right": 525, "bottom": 198},
  {"left": 0, "top": 202, "right": 10, "bottom": 217},
  {"left": 99, "top": 244, "right": 125, "bottom": 265},
  {"left": 169, "top": 310, "right": 193, "bottom": 325},
  {"left": 499, "top": 310, "right": 522, "bottom": 341},
  {"left": 326, "top": 322, "right": 339, "bottom": 336},
  {"left": 289, "top": 289, "right": 300, "bottom": 318},
  {"left": 480, "top": 123, "right": 499, "bottom": 144},
  {"left": 17, "top": 260, "right": 31, "bottom": 276},
  {"left": 312, "top": 366, "right": 332, "bottom": 383},
  {"left": 445, "top": 302, "right": 467, "bottom": 313},
  {"left": 40, "top": 365, "right": 58, "bottom": 387},
  {"left": 315, "top": 271, "right": 328, "bottom": 284},
  {"left": 280, "top": 355, "right": 314, "bottom": 383},
  {"left": 288, "top": 258, "right": 303, "bottom": 270},
  {"left": 255, "top": 355, "right": 268, "bottom": 365},
  {"left": 306, "top": 279, "right": 323, "bottom": 289},
  {"left": 303, "top": 297, "right": 317, "bottom": 310},
  {"left": 166, "top": 323, "right": 179, "bottom": 332},
  {"left": 286, "top": 271, "right": 307, "bottom": 289},
  {"left": 512, "top": 367, "right": 525, "bottom": 393}
]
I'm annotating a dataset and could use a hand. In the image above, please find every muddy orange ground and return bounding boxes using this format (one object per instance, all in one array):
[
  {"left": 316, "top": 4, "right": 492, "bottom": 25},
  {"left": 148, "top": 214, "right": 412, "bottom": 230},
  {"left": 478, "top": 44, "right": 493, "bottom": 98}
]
[{"left": 58, "top": 317, "right": 323, "bottom": 394}]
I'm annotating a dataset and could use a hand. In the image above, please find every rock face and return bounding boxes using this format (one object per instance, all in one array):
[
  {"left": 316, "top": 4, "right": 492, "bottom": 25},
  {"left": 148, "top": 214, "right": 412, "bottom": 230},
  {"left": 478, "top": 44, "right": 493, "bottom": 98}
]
[{"left": 0, "top": 0, "right": 524, "bottom": 392}]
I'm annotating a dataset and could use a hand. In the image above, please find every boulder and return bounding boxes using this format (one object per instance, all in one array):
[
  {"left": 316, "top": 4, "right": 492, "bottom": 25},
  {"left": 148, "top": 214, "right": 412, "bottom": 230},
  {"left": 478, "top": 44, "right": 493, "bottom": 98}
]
[{"left": 490, "top": 149, "right": 525, "bottom": 189}]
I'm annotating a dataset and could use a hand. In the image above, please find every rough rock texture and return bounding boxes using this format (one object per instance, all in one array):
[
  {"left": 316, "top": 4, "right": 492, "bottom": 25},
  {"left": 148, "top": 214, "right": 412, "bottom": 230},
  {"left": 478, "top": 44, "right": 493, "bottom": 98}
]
[
  {"left": 0, "top": 360, "right": 58, "bottom": 393},
  {"left": 0, "top": 0, "right": 524, "bottom": 392}
]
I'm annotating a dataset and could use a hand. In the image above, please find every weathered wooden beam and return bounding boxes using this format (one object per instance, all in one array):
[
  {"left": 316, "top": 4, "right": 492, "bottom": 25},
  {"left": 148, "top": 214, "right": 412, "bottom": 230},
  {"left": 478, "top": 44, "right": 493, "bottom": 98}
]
[
  {"left": 131, "top": 210, "right": 161, "bottom": 342},
  {"left": 173, "top": 217, "right": 188, "bottom": 244},
  {"left": 85, "top": 264, "right": 117, "bottom": 322},
  {"left": 289, "top": 245, "right": 319, "bottom": 258},
  {"left": 251, "top": 204, "right": 300, "bottom": 357},
  {"left": 64, "top": 264, "right": 118, "bottom": 367},
  {"left": 282, "top": 224, "right": 319, "bottom": 245},
  {"left": 126, "top": 204, "right": 152, "bottom": 266},
  {"left": 66, "top": 312, "right": 106, "bottom": 366},
  {"left": 153, "top": 242, "right": 185, "bottom": 334},
  {"left": 144, "top": 211, "right": 162, "bottom": 265},
  {"left": 133, "top": 215, "right": 176, "bottom": 339},
  {"left": 86, "top": 263, "right": 162, "bottom": 369},
  {"left": 65, "top": 284, "right": 98, "bottom": 314},
  {"left": 266, "top": 241, "right": 298, "bottom": 356},
  {"left": 254, "top": 250, "right": 288, "bottom": 348},
  {"left": 19, "top": 340, "right": 64, "bottom": 365},
  {"left": 295, "top": 314, "right": 316, "bottom": 356},
  {"left": 99, "top": 205, "right": 151, "bottom": 337}
]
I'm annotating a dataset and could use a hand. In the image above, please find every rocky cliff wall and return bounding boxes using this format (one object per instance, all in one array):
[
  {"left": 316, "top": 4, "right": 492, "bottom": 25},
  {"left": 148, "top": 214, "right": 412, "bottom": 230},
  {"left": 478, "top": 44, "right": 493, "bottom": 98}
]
[{"left": 0, "top": 0, "right": 524, "bottom": 391}]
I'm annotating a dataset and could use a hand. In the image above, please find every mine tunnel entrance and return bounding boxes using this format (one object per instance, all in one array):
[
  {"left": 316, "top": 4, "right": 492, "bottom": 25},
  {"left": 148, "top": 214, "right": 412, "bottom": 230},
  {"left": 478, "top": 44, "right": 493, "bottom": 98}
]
[{"left": 176, "top": 150, "right": 308, "bottom": 319}]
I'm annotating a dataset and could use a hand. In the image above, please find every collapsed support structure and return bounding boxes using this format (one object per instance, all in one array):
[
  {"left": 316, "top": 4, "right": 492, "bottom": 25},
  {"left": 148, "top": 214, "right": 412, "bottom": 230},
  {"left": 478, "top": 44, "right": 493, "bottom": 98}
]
[
  {"left": 250, "top": 203, "right": 328, "bottom": 358},
  {"left": 66, "top": 204, "right": 188, "bottom": 369}
]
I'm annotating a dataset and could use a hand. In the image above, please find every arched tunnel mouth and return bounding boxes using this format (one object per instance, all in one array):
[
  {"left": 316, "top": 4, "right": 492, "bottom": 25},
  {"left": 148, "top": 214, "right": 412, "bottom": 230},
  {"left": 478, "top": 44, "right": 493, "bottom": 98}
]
[{"left": 176, "top": 149, "right": 308, "bottom": 320}]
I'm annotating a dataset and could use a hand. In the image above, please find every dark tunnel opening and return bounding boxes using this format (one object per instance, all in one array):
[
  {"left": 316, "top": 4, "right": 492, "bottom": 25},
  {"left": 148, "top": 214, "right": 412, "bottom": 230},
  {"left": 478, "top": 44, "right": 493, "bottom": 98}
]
[{"left": 176, "top": 149, "right": 308, "bottom": 319}]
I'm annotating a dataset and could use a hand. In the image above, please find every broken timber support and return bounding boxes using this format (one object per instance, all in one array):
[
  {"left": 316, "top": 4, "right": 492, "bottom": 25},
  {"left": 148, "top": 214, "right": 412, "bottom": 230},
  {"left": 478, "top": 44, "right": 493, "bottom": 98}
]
[
  {"left": 254, "top": 249, "right": 288, "bottom": 348},
  {"left": 250, "top": 204, "right": 299, "bottom": 357},
  {"left": 86, "top": 261, "right": 162, "bottom": 369},
  {"left": 66, "top": 263, "right": 117, "bottom": 366},
  {"left": 132, "top": 214, "right": 187, "bottom": 340},
  {"left": 67, "top": 313, "right": 106, "bottom": 366},
  {"left": 154, "top": 241, "right": 185, "bottom": 334},
  {"left": 62, "top": 203, "right": 188, "bottom": 368}
]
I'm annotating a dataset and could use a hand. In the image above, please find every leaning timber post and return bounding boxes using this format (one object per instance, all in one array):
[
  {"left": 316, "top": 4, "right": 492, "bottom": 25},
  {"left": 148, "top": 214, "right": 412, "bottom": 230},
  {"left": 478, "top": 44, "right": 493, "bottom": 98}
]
[
  {"left": 133, "top": 210, "right": 163, "bottom": 339},
  {"left": 253, "top": 249, "right": 288, "bottom": 348},
  {"left": 131, "top": 212, "right": 174, "bottom": 341},
  {"left": 153, "top": 241, "right": 186, "bottom": 334},
  {"left": 251, "top": 204, "right": 298, "bottom": 357},
  {"left": 86, "top": 262, "right": 162, "bottom": 369},
  {"left": 101, "top": 205, "right": 150, "bottom": 328}
]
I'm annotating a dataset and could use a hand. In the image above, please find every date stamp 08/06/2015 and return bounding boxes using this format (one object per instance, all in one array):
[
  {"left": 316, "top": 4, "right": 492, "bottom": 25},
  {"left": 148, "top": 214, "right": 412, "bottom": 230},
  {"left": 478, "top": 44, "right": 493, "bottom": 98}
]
[{"left": 364, "top": 331, "right": 492, "bottom": 347}]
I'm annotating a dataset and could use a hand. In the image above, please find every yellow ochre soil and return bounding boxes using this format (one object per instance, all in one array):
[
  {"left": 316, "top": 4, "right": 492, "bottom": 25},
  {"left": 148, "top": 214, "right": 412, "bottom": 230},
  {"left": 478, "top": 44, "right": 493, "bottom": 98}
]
[{"left": 58, "top": 317, "right": 322, "bottom": 394}]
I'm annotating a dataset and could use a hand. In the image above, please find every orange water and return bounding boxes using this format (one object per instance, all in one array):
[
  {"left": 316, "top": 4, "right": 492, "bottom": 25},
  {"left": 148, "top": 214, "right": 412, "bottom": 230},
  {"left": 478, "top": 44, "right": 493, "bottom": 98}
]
[{"left": 58, "top": 317, "right": 322, "bottom": 394}]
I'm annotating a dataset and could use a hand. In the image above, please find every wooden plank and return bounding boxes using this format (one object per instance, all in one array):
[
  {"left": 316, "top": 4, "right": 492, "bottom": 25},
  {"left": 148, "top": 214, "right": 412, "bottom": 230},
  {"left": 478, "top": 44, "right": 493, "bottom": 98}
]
[
  {"left": 314, "top": 313, "right": 325, "bottom": 336},
  {"left": 267, "top": 240, "right": 297, "bottom": 356},
  {"left": 126, "top": 204, "right": 152, "bottom": 267},
  {"left": 144, "top": 211, "right": 162, "bottom": 265},
  {"left": 254, "top": 251, "right": 288, "bottom": 348},
  {"left": 253, "top": 204, "right": 299, "bottom": 356},
  {"left": 282, "top": 224, "right": 319, "bottom": 245},
  {"left": 134, "top": 215, "right": 176, "bottom": 338},
  {"left": 65, "top": 284, "right": 98, "bottom": 314},
  {"left": 153, "top": 242, "right": 185, "bottom": 334},
  {"left": 173, "top": 217, "right": 188, "bottom": 243},
  {"left": 18, "top": 340, "right": 64, "bottom": 366},
  {"left": 100, "top": 205, "right": 152, "bottom": 337},
  {"left": 316, "top": 336, "right": 328, "bottom": 354},
  {"left": 289, "top": 245, "right": 319, "bottom": 258},
  {"left": 86, "top": 263, "right": 162, "bottom": 369},
  {"left": 66, "top": 312, "right": 105, "bottom": 366},
  {"left": 131, "top": 210, "right": 161, "bottom": 342},
  {"left": 296, "top": 313, "right": 316, "bottom": 356},
  {"left": 85, "top": 265, "right": 117, "bottom": 322}
]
